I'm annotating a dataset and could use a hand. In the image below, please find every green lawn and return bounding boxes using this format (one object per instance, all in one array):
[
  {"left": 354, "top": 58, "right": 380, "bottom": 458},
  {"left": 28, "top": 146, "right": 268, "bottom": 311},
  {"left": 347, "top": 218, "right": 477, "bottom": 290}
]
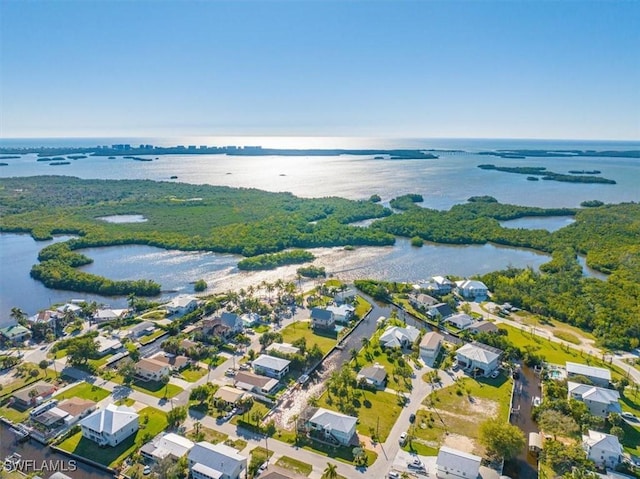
[
  {"left": 54, "top": 382, "right": 110, "bottom": 402},
  {"left": 225, "top": 438, "right": 248, "bottom": 451},
  {"left": 0, "top": 405, "right": 30, "bottom": 422},
  {"left": 505, "top": 309, "right": 597, "bottom": 342},
  {"left": 232, "top": 401, "right": 271, "bottom": 427},
  {"left": 251, "top": 446, "right": 274, "bottom": 460},
  {"left": 402, "top": 441, "right": 439, "bottom": 456},
  {"left": 280, "top": 321, "right": 337, "bottom": 355},
  {"left": 57, "top": 406, "right": 167, "bottom": 467},
  {"left": 115, "top": 398, "right": 136, "bottom": 407},
  {"left": 300, "top": 440, "right": 378, "bottom": 466},
  {"left": 187, "top": 425, "right": 228, "bottom": 444},
  {"left": 181, "top": 366, "right": 207, "bottom": 382},
  {"left": 319, "top": 388, "right": 402, "bottom": 442},
  {"left": 108, "top": 374, "right": 183, "bottom": 398},
  {"left": 275, "top": 456, "right": 313, "bottom": 476},
  {"left": 0, "top": 365, "right": 52, "bottom": 399},
  {"left": 139, "top": 309, "right": 167, "bottom": 320},
  {"left": 353, "top": 296, "right": 371, "bottom": 318},
  {"left": 139, "top": 329, "right": 166, "bottom": 345},
  {"left": 354, "top": 346, "right": 411, "bottom": 393},
  {"left": 413, "top": 375, "right": 513, "bottom": 453}
]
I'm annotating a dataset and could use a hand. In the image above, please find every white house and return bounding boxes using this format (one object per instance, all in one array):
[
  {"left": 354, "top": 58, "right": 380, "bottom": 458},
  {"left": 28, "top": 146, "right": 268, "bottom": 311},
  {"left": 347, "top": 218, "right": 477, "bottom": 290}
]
[
  {"left": 582, "top": 430, "right": 623, "bottom": 469},
  {"left": 93, "top": 308, "right": 128, "bottom": 323},
  {"left": 568, "top": 382, "right": 621, "bottom": 418},
  {"left": 252, "top": 354, "right": 290, "bottom": 379},
  {"left": 430, "top": 276, "right": 455, "bottom": 294},
  {"left": 445, "top": 313, "right": 475, "bottom": 330},
  {"left": 456, "top": 342, "right": 502, "bottom": 376},
  {"left": 379, "top": 325, "right": 420, "bottom": 349},
  {"left": 234, "top": 371, "right": 279, "bottom": 395},
  {"left": 240, "top": 312, "right": 261, "bottom": 327},
  {"left": 307, "top": 408, "right": 358, "bottom": 446},
  {"left": 128, "top": 321, "right": 156, "bottom": 339},
  {"left": 357, "top": 364, "right": 387, "bottom": 388},
  {"left": 188, "top": 442, "right": 247, "bottom": 479},
  {"left": 266, "top": 342, "right": 301, "bottom": 356},
  {"left": 28, "top": 310, "right": 58, "bottom": 325},
  {"left": 410, "top": 293, "right": 438, "bottom": 310},
  {"left": 166, "top": 295, "right": 198, "bottom": 315},
  {"left": 420, "top": 331, "right": 444, "bottom": 364},
  {"left": 326, "top": 304, "right": 355, "bottom": 324},
  {"left": 135, "top": 358, "right": 171, "bottom": 382},
  {"left": 455, "top": 280, "right": 489, "bottom": 300},
  {"left": 95, "top": 335, "right": 123, "bottom": 357},
  {"left": 436, "top": 446, "right": 481, "bottom": 479},
  {"left": 566, "top": 362, "right": 611, "bottom": 388},
  {"left": 141, "top": 432, "right": 195, "bottom": 462},
  {"left": 80, "top": 404, "right": 139, "bottom": 447}
]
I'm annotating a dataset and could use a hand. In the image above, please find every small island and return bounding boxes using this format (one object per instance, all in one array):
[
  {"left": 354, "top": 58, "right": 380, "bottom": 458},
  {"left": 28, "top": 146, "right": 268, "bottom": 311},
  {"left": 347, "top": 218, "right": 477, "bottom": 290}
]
[{"left": 477, "top": 164, "right": 616, "bottom": 184}]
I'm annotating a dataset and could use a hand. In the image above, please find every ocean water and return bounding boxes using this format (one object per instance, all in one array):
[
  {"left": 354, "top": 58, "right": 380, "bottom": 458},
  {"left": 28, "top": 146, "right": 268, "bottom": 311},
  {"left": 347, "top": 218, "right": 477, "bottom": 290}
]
[{"left": 0, "top": 137, "right": 638, "bottom": 323}]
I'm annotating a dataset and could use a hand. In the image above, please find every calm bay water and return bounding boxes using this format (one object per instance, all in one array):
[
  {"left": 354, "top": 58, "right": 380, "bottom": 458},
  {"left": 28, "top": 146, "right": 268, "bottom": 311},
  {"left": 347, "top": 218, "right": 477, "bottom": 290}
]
[{"left": 1, "top": 138, "right": 638, "bottom": 324}]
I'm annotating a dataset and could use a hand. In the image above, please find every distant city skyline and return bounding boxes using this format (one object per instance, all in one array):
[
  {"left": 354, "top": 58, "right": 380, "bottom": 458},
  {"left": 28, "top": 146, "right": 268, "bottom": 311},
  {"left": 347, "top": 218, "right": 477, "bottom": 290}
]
[{"left": 1, "top": 1, "right": 639, "bottom": 141}]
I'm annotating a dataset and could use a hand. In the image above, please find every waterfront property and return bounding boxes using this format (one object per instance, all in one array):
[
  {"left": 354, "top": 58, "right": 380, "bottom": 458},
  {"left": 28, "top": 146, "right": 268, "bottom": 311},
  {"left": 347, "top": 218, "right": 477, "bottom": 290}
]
[
  {"left": 27, "top": 309, "right": 58, "bottom": 326},
  {"left": 165, "top": 295, "right": 198, "bottom": 315},
  {"left": 436, "top": 446, "right": 481, "bottom": 479},
  {"left": 455, "top": 279, "right": 489, "bottom": 300},
  {"left": 140, "top": 432, "right": 195, "bottom": 462},
  {"left": 455, "top": 342, "right": 502, "bottom": 377},
  {"left": 80, "top": 404, "right": 139, "bottom": 447},
  {"left": 409, "top": 293, "right": 439, "bottom": 310},
  {"left": 252, "top": 354, "right": 290, "bottom": 379},
  {"left": 566, "top": 362, "right": 611, "bottom": 387},
  {"left": 582, "top": 430, "right": 623, "bottom": 469},
  {"left": 567, "top": 382, "right": 621, "bottom": 418},
  {"left": 445, "top": 313, "right": 475, "bottom": 330},
  {"left": 420, "top": 331, "right": 444, "bottom": 365},
  {"left": 304, "top": 407, "right": 358, "bottom": 446},
  {"left": 0, "top": 324, "right": 31, "bottom": 344},
  {"left": 188, "top": 441, "right": 247, "bottom": 479},
  {"left": 427, "top": 303, "right": 454, "bottom": 321},
  {"left": 11, "top": 381, "right": 57, "bottom": 410},
  {"left": 379, "top": 325, "right": 420, "bottom": 349},
  {"left": 310, "top": 308, "right": 335, "bottom": 330},
  {"left": 93, "top": 308, "right": 128, "bottom": 323},
  {"left": 266, "top": 342, "right": 301, "bottom": 356},
  {"left": 356, "top": 364, "right": 387, "bottom": 389},
  {"left": 325, "top": 303, "right": 355, "bottom": 323},
  {"left": 234, "top": 371, "right": 279, "bottom": 395},
  {"left": 128, "top": 321, "right": 156, "bottom": 339}
]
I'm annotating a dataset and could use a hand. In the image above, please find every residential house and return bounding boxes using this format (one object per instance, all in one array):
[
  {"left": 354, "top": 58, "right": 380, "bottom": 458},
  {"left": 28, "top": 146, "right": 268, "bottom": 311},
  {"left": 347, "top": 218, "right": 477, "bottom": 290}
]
[
  {"left": 128, "top": 321, "right": 156, "bottom": 339},
  {"left": 95, "top": 336, "right": 123, "bottom": 357},
  {"left": 149, "top": 352, "right": 190, "bottom": 371},
  {"left": 203, "top": 312, "right": 244, "bottom": 339},
  {"left": 568, "top": 382, "right": 621, "bottom": 418},
  {"left": 427, "top": 303, "right": 454, "bottom": 321},
  {"left": 379, "top": 325, "right": 420, "bottom": 349},
  {"left": 357, "top": 364, "right": 387, "bottom": 388},
  {"left": 420, "top": 331, "right": 444, "bottom": 364},
  {"left": 11, "top": 381, "right": 57, "bottom": 410},
  {"left": 455, "top": 342, "right": 502, "bottom": 376},
  {"left": 260, "top": 468, "right": 307, "bottom": 479},
  {"left": 56, "top": 303, "right": 82, "bottom": 315},
  {"left": 326, "top": 304, "right": 355, "bottom": 324},
  {"left": 27, "top": 310, "right": 58, "bottom": 326},
  {"left": 240, "top": 312, "right": 261, "bottom": 328},
  {"left": 582, "top": 430, "right": 622, "bottom": 469},
  {"left": 93, "top": 308, "right": 128, "bottom": 323},
  {"left": 436, "top": 446, "right": 481, "bottom": 479},
  {"left": 56, "top": 398, "right": 97, "bottom": 425},
  {"left": 310, "top": 308, "right": 335, "bottom": 330},
  {"left": 252, "top": 354, "right": 290, "bottom": 379},
  {"left": 234, "top": 371, "right": 279, "bottom": 395},
  {"left": 0, "top": 325, "right": 31, "bottom": 344},
  {"left": 306, "top": 408, "right": 358, "bottom": 446},
  {"left": 410, "top": 293, "right": 438, "bottom": 310},
  {"left": 219, "top": 312, "right": 243, "bottom": 335},
  {"left": 266, "top": 342, "right": 300, "bottom": 356},
  {"left": 445, "top": 313, "right": 475, "bottom": 330},
  {"left": 188, "top": 442, "right": 247, "bottom": 479},
  {"left": 214, "top": 386, "right": 247, "bottom": 407},
  {"left": 468, "top": 322, "right": 499, "bottom": 335},
  {"left": 566, "top": 362, "right": 611, "bottom": 388},
  {"left": 430, "top": 276, "right": 455, "bottom": 294},
  {"left": 135, "top": 358, "right": 171, "bottom": 382},
  {"left": 455, "top": 280, "right": 489, "bottom": 300},
  {"left": 80, "top": 404, "right": 139, "bottom": 447},
  {"left": 166, "top": 295, "right": 198, "bottom": 316},
  {"left": 141, "top": 432, "right": 195, "bottom": 462}
]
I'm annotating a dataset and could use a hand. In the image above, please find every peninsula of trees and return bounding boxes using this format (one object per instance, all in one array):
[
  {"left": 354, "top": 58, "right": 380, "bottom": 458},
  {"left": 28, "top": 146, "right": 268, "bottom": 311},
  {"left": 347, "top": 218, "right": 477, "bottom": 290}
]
[{"left": 477, "top": 164, "right": 616, "bottom": 184}]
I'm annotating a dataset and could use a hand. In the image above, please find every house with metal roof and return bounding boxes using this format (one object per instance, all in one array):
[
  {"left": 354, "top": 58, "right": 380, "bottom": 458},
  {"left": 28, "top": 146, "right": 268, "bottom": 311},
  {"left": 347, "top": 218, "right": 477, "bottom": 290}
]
[
  {"left": 0, "top": 324, "right": 31, "bottom": 344},
  {"left": 234, "top": 371, "right": 279, "bottom": 395},
  {"left": 379, "top": 325, "right": 420, "bottom": 349},
  {"left": 436, "top": 446, "right": 481, "bottom": 479},
  {"left": 420, "top": 331, "right": 444, "bottom": 365},
  {"left": 306, "top": 407, "right": 358, "bottom": 446},
  {"left": 583, "top": 430, "right": 623, "bottom": 469},
  {"left": 266, "top": 342, "right": 301, "bottom": 356},
  {"left": 357, "top": 364, "right": 387, "bottom": 388},
  {"left": 188, "top": 442, "right": 247, "bottom": 479},
  {"left": 166, "top": 295, "right": 198, "bottom": 315},
  {"left": 455, "top": 279, "right": 489, "bottom": 300},
  {"left": 455, "top": 342, "right": 502, "bottom": 376},
  {"left": 80, "top": 404, "right": 139, "bottom": 447},
  {"left": 445, "top": 313, "right": 475, "bottom": 330},
  {"left": 310, "top": 308, "right": 335, "bottom": 330},
  {"left": 140, "top": 432, "right": 195, "bottom": 462},
  {"left": 326, "top": 304, "right": 355, "bottom": 324},
  {"left": 566, "top": 362, "right": 611, "bottom": 387},
  {"left": 252, "top": 354, "right": 290, "bottom": 379},
  {"left": 568, "top": 382, "right": 621, "bottom": 418}
]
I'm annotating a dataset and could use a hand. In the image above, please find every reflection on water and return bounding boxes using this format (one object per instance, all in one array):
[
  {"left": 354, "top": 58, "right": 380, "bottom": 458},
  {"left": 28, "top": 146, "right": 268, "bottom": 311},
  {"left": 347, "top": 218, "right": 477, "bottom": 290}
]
[{"left": 499, "top": 216, "right": 575, "bottom": 232}]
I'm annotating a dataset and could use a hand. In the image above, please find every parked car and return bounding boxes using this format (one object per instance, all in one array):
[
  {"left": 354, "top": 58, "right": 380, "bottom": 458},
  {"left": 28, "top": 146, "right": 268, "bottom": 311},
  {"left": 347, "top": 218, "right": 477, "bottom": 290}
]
[
  {"left": 622, "top": 412, "right": 638, "bottom": 422},
  {"left": 452, "top": 362, "right": 460, "bottom": 371},
  {"left": 225, "top": 368, "right": 236, "bottom": 377},
  {"left": 399, "top": 432, "right": 407, "bottom": 445},
  {"left": 388, "top": 471, "right": 400, "bottom": 479},
  {"left": 143, "top": 465, "right": 151, "bottom": 475},
  {"left": 532, "top": 396, "right": 542, "bottom": 407},
  {"left": 239, "top": 363, "right": 250, "bottom": 370},
  {"left": 258, "top": 462, "right": 268, "bottom": 473},
  {"left": 408, "top": 458, "right": 425, "bottom": 470},
  {"left": 409, "top": 413, "right": 416, "bottom": 423},
  {"left": 490, "top": 369, "right": 500, "bottom": 379}
]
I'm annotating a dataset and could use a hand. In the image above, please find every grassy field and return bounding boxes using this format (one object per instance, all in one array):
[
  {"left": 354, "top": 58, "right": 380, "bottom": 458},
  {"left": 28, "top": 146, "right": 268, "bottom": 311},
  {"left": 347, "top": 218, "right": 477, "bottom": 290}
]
[
  {"left": 225, "top": 438, "right": 248, "bottom": 451},
  {"left": 275, "top": 456, "right": 313, "bottom": 476},
  {"left": 504, "top": 309, "right": 597, "bottom": 342},
  {"left": 57, "top": 406, "right": 167, "bottom": 467},
  {"left": 353, "top": 346, "right": 411, "bottom": 393},
  {"left": 413, "top": 375, "right": 513, "bottom": 454},
  {"left": 280, "top": 321, "right": 337, "bottom": 355},
  {"left": 181, "top": 366, "right": 207, "bottom": 382},
  {"left": 0, "top": 365, "right": 52, "bottom": 399},
  {"left": 138, "top": 329, "right": 166, "bottom": 345},
  {"left": 300, "top": 440, "right": 378, "bottom": 466},
  {"left": 353, "top": 296, "right": 371, "bottom": 318},
  {"left": 54, "top": 382, "right": 110, "bottom": 402},
  {"left": 0, "top": 405, "right": 30, "bottom": 422},
  {"left": 187, "top": 425, "right": 228, "bottom": 444},
  {"left": 108, "top": 374, "right": 183, "bottom": 398},
  {"left": 319, "top": 388, "right": 402, "bottom": 442},
  {"left": 402, "top": 441, "right": 439, "bottom": 456}
]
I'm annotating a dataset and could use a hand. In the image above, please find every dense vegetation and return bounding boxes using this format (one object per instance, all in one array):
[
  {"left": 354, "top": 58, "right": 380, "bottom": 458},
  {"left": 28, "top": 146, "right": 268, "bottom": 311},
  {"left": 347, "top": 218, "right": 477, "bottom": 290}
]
[
  {"left": 477, "top": 164, "right": 616, "bottom": 184},
  {"left": 389, "top": 193, "right": 424, "bottom": 210},
  {"left": 478, "top": 149, "right": 640, "bottom": 159},
  {"left": 237, "top": 250, "right": 314, "bottom": 270},
  {"left": 296, "top": 265, "right": 327, "bottom": 278}
]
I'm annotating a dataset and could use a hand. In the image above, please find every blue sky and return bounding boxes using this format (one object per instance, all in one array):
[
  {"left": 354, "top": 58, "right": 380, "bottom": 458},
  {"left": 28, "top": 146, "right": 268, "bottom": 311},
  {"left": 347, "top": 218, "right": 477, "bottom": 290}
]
[{"left": 1, "top": 0, "right": 639, "bottom": 140}]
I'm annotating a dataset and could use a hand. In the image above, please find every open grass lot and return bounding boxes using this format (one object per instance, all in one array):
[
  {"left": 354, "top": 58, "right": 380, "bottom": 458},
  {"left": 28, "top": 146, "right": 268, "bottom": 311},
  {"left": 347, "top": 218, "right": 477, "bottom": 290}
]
[
  {"left": 413, "top": 375, "right": 513, "bottom": 453},
  {"left": 506, "top": 309, "right": 597, "bottom": 342},
  {"left": 225, "top": 438, "right": 248, "bottom": 451},
  {"left": 353, "top": 296, "right": 371, "bottom": 318},
  {"left": 57, "top": 406, "right": 167, "bottom": 467},
  {"left": 187, "top": 425, "right": 228, "bottom": 444},
  {"left": 231, "top": 401, "right": 271, "bottom": 427},
  {"left": 54, "top": 381, "right": 110, "bottom": 402},
  {"left": 138, "top": 329, "right": 166, "bottom": 345},
  {"left": 498, "top": 324, "right": 623, "bottom": 379},
  {"left": 280, "top": 321, "right": 337, "bottom": 355},
  {"left": 181, "top": 366, "right": 207, "bottom": 382},
  {"left": 0, "top": 404, "right": 29, "bottom": 422},
  {"left": 300, "top": 439, "right": 378, "bottom": 466},
  {"left": 139, "top": 309, "right": 167, "bottom": 321},
  {"left": 620, "top": 393, "right": 640, "bottom": 456},
  {"left": 353, "top": 347, "right": 411, "bottom": 393},
  {"left": 108, "top": 374, "right": 183, "bottom": 398},
  {"left": 318, "top": 388, "right": 402, "bottom": 442},
  {"left": 275, "top": 456, "right": 313, "bottom": 476},
  {"left": 88, "top": 354, "right": 114, "bottom": 369},
  {"left": 0, "top": 365, "right": 53, "bottom": 399},
  {"left": 402, "top": 441, "right": 439, "bottom": 456}
]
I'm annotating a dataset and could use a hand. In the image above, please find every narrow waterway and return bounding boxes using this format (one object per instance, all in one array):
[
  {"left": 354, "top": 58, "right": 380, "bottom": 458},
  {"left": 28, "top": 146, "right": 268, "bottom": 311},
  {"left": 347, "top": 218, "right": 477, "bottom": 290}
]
[{"left": 0, "top": 421, "right": 112, "bottom": 479}]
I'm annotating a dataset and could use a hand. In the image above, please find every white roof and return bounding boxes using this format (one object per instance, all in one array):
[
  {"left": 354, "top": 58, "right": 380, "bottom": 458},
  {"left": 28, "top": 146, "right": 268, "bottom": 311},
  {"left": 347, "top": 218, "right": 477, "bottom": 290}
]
[
  {"left": 432, "top": 276, "right": 454, "bottom": 285},
  {"left": 309, "top": 407, "right": 357, "bottom": 435},
  {"left": 188, "top": 442, "right": 246, "bottom": 478},
  {"left": 266, "top": 342, "right": 300, "bottom": 356},
  {"left": 566, "top": 362, "right": 611, "bottom": 382},
  {"left": 152, "top": 432, "right": 195, "bottom": 459},
  {"left": 326, "top": 304, "right": 355, "bottom": 316},
  {"left": 456, "top": 279, "right": 488, "bottom": 290},
  {"left": 96, "top": 335, "right": 122, "bottom": 353},
  {"left": 583, "top": 430, "right": 623, "bottom": 455},
  {"left": 446, "top": 313, "right": 475, "bottom": 328},
  {"left": 80, "top": 403, "right": 138, "bottom": 434},
  {"left": 168, "top": 295, "right": 197, "bottom": 308},
  {"left": 568, "top": 382, "right": 620, "bottom": 405},
  {"left": 379, "top": 325, "right": 420, "bottom": 348},
  {"left": 253, "top": 354, "right": 291, "bottom": 372},
  {"left": 420, "top": 331, "right": 444, "bottom": 349},
  {"left": 456, "top": 342, "right": 502, "bottom": 365},
  {"left": 192, "top": 462, "right": 222, "bottom": 479},
  {"left": 437, "top": 446, "right": 481, "bottom": 477}
]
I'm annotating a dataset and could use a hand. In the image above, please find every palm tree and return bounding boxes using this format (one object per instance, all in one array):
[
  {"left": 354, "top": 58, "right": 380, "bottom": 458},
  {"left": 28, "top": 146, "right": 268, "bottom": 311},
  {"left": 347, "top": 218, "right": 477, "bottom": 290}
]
[
  {"left": 321, "top": 463, "right": 338, "bottom": 479},
  {"left": 10, "top": 307, "right": 27, "bottom": 326},
  {"left": 361, "top": 337, "right": 370, "bottom": 350}
]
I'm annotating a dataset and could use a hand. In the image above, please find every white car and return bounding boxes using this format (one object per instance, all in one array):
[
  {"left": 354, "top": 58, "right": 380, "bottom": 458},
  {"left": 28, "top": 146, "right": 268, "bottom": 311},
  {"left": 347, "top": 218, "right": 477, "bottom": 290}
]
[
  {"left": 490, "top": 370, "right": 500, "bottom": 379},
  {"left": 407, "top": 458, "right": 425, "bottom": 470},
  {"left": 143, "top": 465, "right": 151, "bottom": 475},
  {"left": 258, "top": 462, "right": 268, "bottom": 474},
  {"left": 388, "top": 472, "right": 400, "bottom": 479},
  {"left": 399, "top": 432, "right": 407, "bottom": 445},
  {"left": 622, "top": 412, "right": 638, "bottom": 422}
]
